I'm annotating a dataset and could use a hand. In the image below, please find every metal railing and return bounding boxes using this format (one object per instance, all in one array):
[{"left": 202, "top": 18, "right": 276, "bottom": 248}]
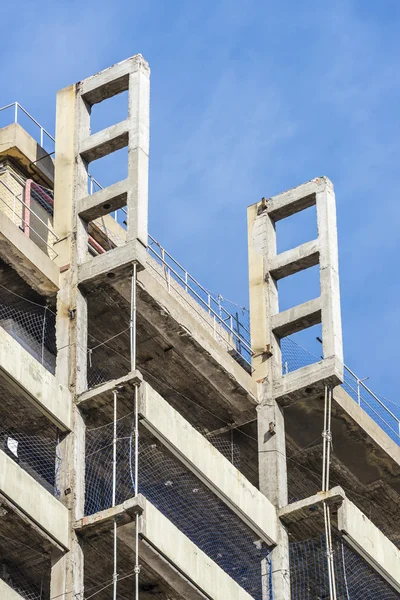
[
  {"left": 0, "top": 178, "right": 59, "bottom": 259},
  {"left": 1, "top": 103, "right": 398, "bottom": 444},
  {"left": 0, "top": 102, "right": 55, "bottom": 151},
  {"left": 343, "top": 365, "right": 400, "bottom": 441},
  {"left": 147, "top": 234, "right": 253, "bottom": 367},
  {"left": 282, "top": 337, "right": 400, "bottom": 444}
]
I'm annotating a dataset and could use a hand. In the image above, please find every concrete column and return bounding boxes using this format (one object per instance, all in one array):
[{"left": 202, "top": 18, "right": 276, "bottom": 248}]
[
  {"left": 52, "top": 76, "right": 88, "bottom": 600},
  {"left": 257, "top": 381, "right": 291, "bottom": 600},
  {"left": 127, "top": 57, "right": 150, "bottom": 247},
  {"left": 257, "top": 384, "right": 288, "bottom": 508},
  {"left": 316, "top": 180, "right": 343, "bottom": 364}
]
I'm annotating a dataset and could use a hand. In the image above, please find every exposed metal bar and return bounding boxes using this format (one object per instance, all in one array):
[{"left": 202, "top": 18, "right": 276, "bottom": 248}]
[
  {"left": 147, "top": 245, "right": 252, "bottom": 354},
  {"left": 41, "top": 305, "right": 47, "bottom": 366},
  {"left": 112, "top": 389, "right": 118, "bottom": 600},
  {"left": 344, "top": 365, "right": 399, "bottom": 423},
  {"left": 130, "top": 263, "right": 137, "bottom": 372}
]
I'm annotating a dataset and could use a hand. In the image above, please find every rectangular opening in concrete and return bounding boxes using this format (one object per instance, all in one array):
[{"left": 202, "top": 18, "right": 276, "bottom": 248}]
[
  {"left": 87, "top": 146, "right": 128, "bottom": 193},
  {"left": 277, "top": 263, "right": 320, "bottom": 312},
  {"left": 89, "top": 90, "right": 129, "bottom": 135},
  {"left": 289, "top": 532, "right": 399, "bottom": 599},
  {"left": 0, "top": 509, "right": 51, "bottom": 600},
  {"left": 86, "top": 286, "right": 131, "bottom": 390},
  {"left": 281, "top": 325, "right": 323, "bottom": 375},
  {"left": 0, "top": 378, "right": 62, "bottom": 497},
  {"left": 85, "top": 417, "right": 270, "bottom": 598},
  {"left": 0, "top": 261, "right": 57, "bottom": 374},
  {"left": 276, "top": 203, "right": 317, "bottom": 254}
]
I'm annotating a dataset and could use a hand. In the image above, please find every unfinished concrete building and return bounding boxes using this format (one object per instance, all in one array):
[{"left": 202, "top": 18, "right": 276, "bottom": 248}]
[{"left": 0, "top": 55, "right": 399, "bottom": 600}]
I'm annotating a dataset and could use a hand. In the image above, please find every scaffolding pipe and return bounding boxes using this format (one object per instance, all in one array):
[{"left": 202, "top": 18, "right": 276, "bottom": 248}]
[
  {"left": 112, "top": 389, "right": 118, "bottom": 600},
  {"left": 322, "top": 385, "right": 337, "bottom": 600},
  {"left": 130, "top": 263, "right": 137, "bottom": 372},
  {"left": 130, "top": 259, "right": 140, "bottom": 598}
]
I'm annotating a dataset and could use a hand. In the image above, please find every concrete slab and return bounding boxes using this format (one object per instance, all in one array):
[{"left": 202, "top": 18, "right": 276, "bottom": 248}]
[
  {"left": 75, "top": 495, "right": 144, "bottom": 538},
  {"left": 0, "top": 212, "right": 59, "bottom": 295},
  {"left": 139, "top": 381, "right": 278, "bottom": 544},
  {"left": 278, "top": 487, "right": 345, "bottom": 526},
  {"left": 0, "top": 123, "right": 54, "bottom": 187},
  {"left": 0, "top": 451, "right": 69, "bottom": 549},
  {"left": 338, "top": 498, "right": 400, "bottom": 592},
  {"left": 0, "top": 578, "right": 26, "bottom": 599},
  {"left": 274, "top": 356, "right": 343, "bottom": 407},
  {"left": 77, "top": 370, "right": 142, "bottom": 417},
  {"left": 114, "top": 269, "right": 258, "bottom": 415},
  {"left": 0, "top": 326, "right": 72, "bottom": 430},
  {"left": 78, "top": 239, "right": 147, "bottom": 291},
  {"left": 118, "top": 498, "right": 255, "bottom": 600},
  {"left": 334, "top": 385, "right": 400, "bottom": 468}
]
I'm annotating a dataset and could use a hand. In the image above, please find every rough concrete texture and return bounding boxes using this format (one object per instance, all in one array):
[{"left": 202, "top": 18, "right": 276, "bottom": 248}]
[
  {"left": 0, "top": 326, "right": 71, "bottom": 430},
  {"left": 78, "top": 238, "right": 147, "bottom": 290},
  {"left": 0, "top": 211, "right": 59, "bottom": 294},
  {"left": 0, "top": 577, "right": 26, "bottom": 599},
  {"left": 339, "top": 498, "right": 400, "bottom": 592},
  {"left": 247, "top": 176, "right": 343, "bottom": 387},
  {"left": 75, "top": 495, "right": 145, "bottom": 537},
  {"left": 118, "top": 499, "right": 255, "bottom": 600},
  {"left": 279, "top": 486, "right": 345, "bottom": 526},
  {"left": 115, "top": 268, "right": 257, "bottom": 408},
  {"left": 0, "top": 450, "right": 69, "bottom": 549},
  {"left": 0, "top": 123, "right": 54, "bottom": 187},
  {"left": 140, "top": 381, "right": 278, "bottom": 544}
]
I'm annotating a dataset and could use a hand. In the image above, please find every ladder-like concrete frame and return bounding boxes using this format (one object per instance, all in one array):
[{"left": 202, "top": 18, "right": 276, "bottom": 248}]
[
  {"left": 52, "top": 55, "right": 150, "bottom": 600},
  {"left": 248, "top": 176, "right": 343, "bottom": 401}
]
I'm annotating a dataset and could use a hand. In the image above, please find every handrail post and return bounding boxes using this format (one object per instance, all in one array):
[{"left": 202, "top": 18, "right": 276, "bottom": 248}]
[{"left": 14, "top": 102, "right": 18, "bottom": 123}]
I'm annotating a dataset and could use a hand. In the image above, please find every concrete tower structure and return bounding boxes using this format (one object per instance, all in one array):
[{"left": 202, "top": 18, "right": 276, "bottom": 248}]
[{"left": 0, "top": 56, "right": 399, "bottom": 600}]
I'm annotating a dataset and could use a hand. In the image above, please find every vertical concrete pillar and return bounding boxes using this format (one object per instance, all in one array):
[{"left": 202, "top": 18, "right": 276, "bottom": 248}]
[
  {"left": 248, "top": 178, "right": 344, "bottom": 600},
  {"left": 316, "top": 180, "right": 343, "bottom": 364},
  {"left": 248, "top": 203, "right": 291, "bottom": 600},
  {"left": 127, "top": 57, "right": 150, "bottom": 247},
  {"left": 51, "top": 80, "right": 87, "bottom": 599}
]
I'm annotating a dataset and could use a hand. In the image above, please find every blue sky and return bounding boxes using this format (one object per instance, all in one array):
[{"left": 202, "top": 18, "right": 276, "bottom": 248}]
[{"left": 1, "top": 0, "right": 400, "bottom": 405}]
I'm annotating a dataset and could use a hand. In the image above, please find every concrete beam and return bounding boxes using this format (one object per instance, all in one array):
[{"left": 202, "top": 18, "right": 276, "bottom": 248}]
[
  {"left": 77, "top": 370, "right": 142, "bottom": 412},
  {"left": 338, "top": 498, "right": 400, "bottom": 593},
  {"left": 75, "top": 496, "right": 144, "bottom": 538},
  {"left": 269, "top": 239, "right": 319, "bottom": 280},
  {"left": 80, "top": 54, "right": 148, "bottom": 105},
  {"left": 78, "top": 238, "right": 147, "bottom": 291},
  {"left": 278, "top": 487, "right": 345, "bottom": 526},
  {"left": 0, "top": 450, "right": 69, "bottom": 549},
  {"left": 78, "top": 179, "right": 128, "bottom": 222},
  {"left": 80, "top": 120, "right": 129, "bottom": 163},
  {"left": 265, "top": 179, "right": 318, "bottom": 221},
  {"left": 118, "top": 499, "right": 254, "bottom": 600},
  {"left": 0, "top": 326, "right": 72, "bottom": 430},
  {"left": 273, "top": 356, "right": 343, "bottom": 407},
  {"left": 0, "top": 211, "right": 59, "bottom": 295},
  {"left": 139, "top": 381, "right": 278, "bottom": 544},
  {"left": 0, "top": 578, "right": 26, "bottom": 599},
  {"left": 271, "top": 298, "right": 321, "bottom": 338}
]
